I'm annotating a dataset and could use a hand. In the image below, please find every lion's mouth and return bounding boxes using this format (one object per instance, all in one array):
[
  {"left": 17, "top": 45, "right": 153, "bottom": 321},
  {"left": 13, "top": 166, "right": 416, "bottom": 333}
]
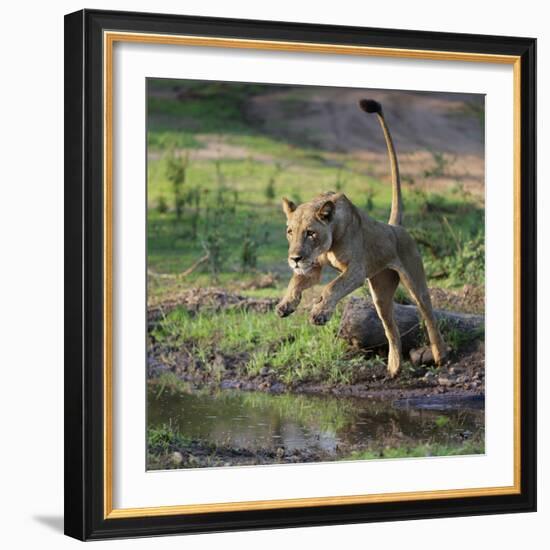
[{"left": 289, "top": 260, "right": 317, "bottom": 275}]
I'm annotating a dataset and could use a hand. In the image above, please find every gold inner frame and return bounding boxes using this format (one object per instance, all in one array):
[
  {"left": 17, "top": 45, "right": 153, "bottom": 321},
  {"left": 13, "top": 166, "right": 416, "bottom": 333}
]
[{"left": 103, "top": 30, "right": 522, "bottom": 520}]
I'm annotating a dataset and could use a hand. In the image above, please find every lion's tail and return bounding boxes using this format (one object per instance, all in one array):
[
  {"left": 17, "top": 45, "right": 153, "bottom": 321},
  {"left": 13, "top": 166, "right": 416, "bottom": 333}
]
[{"left": 359, "top": 99, "right": 403, "bottom": 226}]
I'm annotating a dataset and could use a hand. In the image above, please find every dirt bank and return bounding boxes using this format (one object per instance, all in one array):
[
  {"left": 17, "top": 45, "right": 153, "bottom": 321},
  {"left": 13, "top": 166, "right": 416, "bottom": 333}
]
[
  {"left": 247, "top": 88, "right": 484, "bottom": 156},
  {"left": 148, "top": 286, "right": 278, "bottom": 327}
]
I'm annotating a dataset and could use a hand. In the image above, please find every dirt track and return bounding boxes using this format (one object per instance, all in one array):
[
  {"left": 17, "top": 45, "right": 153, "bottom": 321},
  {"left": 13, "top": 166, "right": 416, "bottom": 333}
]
[{"left": 247, "top": 87, "right": 484, "bottom": 156}]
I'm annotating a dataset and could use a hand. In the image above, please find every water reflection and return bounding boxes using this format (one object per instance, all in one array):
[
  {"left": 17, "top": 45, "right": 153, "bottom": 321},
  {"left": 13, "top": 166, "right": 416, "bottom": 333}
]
[{"left": 148, "top": 385, "right": 484, "bottom": 454}]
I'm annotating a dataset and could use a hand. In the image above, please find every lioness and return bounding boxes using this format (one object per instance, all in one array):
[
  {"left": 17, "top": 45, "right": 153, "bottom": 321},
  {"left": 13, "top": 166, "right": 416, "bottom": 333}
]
[{"left": 276, "top": 98, "right": 447, "bottom": 377}]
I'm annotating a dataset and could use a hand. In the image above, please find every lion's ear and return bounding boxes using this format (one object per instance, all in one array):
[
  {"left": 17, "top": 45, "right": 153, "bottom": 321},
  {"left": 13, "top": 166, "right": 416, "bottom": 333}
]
[
  {"left": 282, "top": 197, "right": 297, "bottom": 218},
  {"left": 316, "top": 200, "right": 335, "bottom": 223}
]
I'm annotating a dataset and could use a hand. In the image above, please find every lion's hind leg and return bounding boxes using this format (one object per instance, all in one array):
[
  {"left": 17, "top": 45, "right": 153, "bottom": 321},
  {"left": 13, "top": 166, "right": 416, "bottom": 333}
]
[
  {"left": 393, "top": 256, "right": 448, "bottom": 366},
  {"left": 368, "top": 268, "right": 402, "bottom": 377}
]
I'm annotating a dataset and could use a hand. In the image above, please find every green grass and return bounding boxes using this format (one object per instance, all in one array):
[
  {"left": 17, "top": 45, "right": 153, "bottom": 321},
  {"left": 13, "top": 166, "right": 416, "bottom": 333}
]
[
  {"left": 438, "top": 319, "right": 485, "bottom": 351},
  {"left": 152, "top": 306, "right": 384, "bottom": 385},
  {"left": 147, "top": 81, "right": 271, "bottom": 146},
  {"left": 346, "top": 438, "right": 484, "bottom": 460},
  {"left": 147, "top": 131, "right": 201, "bottom": 151},
  {"left": 147, "top": 423, "right": 192, "bottom": 454},
  {"left": 147, "top": 154, "right": 484, "bottom": 291}
]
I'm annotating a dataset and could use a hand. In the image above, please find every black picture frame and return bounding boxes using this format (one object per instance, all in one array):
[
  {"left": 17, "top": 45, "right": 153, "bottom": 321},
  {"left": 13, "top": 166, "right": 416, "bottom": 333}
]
[{"left": 64, "top": 8, "right": 536, "bottom": 541}]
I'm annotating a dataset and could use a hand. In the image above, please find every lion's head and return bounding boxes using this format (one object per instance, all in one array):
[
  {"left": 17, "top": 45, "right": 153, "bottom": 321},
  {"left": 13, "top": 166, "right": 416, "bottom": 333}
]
[{"left": 281, "top": 194, "right": 336, "bottom": 275}]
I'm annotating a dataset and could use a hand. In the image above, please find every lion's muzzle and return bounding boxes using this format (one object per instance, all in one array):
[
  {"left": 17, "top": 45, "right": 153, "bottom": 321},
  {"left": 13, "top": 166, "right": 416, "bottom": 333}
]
[{"left": 288, "top": 256, "right": 316, "bottom": 275}]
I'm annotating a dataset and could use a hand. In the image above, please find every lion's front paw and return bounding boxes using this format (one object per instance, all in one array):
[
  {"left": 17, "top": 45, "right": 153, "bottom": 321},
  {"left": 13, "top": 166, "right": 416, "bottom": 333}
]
[
  {"left": 309, "top": 302, "right": 333, "bottom": 326},
  {"left": 276, "top": 299, "right": 296, "bottom": 318}
]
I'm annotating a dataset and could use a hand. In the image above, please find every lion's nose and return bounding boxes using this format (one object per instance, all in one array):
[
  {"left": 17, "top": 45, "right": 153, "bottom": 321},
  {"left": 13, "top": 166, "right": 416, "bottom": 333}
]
[{"left": 290, "top": 255, "right": 302, "bottom": 264}]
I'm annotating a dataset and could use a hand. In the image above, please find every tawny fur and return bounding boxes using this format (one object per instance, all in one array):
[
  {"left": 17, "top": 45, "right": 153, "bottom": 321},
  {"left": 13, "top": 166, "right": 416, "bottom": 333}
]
[{"left": 276, "top": 99, "right": 447, "bottom": 377}]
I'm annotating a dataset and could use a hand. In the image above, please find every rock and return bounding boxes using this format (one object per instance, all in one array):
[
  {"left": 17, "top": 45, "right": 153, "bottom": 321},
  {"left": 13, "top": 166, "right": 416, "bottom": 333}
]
[
  {"left": 409, "top": 365, "right": 428, "bottom": 378},
  {"left": 338, "top": 297, "right": 484, "bottom": 353},
  {"left": 410, "top": 346, "right": 435, "bottom": 366},
  {"left": 212, "top": 353, "right": 226, "bottom": 371},
  {"left": 171, "top": 451, "right": 184, "bottom": 465},
  {"left": 438, "top": 377, "right": 453, "bottom": 387},
  {"left": 394, "top": 394, "right": 484, "bottom": 410},
  {"left": 269, "top": 382, "right": 285, "bottom": 394},
  {"left": 220, "top": 380, "right": 239, "bottom": 390},
  {"left": 260, "top": 366, "right": 270, "bottom": 376}
]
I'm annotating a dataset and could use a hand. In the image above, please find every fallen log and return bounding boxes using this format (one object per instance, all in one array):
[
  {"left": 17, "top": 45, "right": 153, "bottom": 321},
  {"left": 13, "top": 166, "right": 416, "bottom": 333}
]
[{"left": 338, "top": 297, "right": 484, "bottom": 355}]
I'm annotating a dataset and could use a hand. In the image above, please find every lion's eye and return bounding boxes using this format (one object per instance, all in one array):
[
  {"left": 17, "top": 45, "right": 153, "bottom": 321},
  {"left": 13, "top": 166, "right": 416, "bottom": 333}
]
[{"left": 306, "top": 230, "right": 316, "bottom": 239}]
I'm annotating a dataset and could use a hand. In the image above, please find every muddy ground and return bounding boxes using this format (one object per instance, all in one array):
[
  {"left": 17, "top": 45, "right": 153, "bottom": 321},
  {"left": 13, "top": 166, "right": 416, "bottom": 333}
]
[
  {"left": 148, "top": 439, "right": 336, "bottom": 470},
  {"left": 148, "top": 428, "right": 483, "bottom": 470}
]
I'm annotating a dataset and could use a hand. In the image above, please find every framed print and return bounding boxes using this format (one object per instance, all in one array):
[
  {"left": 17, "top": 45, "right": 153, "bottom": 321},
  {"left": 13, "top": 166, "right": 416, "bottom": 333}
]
[{"left": 64, "top": 9, "right": 536, "bottom": 541}]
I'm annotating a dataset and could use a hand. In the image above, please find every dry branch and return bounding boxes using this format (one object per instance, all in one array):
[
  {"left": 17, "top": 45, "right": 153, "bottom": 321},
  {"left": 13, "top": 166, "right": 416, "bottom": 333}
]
[{"left": 147, "top": 254, "right": 209, "bottom": 280}]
